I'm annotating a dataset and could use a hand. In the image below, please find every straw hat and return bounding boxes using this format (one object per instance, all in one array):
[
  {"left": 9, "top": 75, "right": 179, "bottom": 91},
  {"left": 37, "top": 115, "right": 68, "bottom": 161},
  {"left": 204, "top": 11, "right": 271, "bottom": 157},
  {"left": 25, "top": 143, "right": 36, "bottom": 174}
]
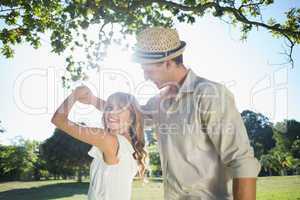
[{"left": 132, "top": 27, "right": 186, "bottom": 64}]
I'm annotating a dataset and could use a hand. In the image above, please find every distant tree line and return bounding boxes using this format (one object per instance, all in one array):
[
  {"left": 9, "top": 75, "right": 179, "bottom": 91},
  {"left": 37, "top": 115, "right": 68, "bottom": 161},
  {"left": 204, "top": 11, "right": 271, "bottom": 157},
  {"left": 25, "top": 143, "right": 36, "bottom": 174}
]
[
  {"left": 0, "top": 128, "right": 91, "bottom": 182},
  {"left": 242, "top": 110, "right": 300, "bottom": 176}
]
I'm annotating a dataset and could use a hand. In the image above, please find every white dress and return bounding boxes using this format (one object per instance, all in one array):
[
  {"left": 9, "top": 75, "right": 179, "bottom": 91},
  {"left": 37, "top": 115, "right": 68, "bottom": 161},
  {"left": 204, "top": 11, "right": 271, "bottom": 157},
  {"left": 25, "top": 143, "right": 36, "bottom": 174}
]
[{"left": 87, "top": 134, "right": 138, "bottom": 200}]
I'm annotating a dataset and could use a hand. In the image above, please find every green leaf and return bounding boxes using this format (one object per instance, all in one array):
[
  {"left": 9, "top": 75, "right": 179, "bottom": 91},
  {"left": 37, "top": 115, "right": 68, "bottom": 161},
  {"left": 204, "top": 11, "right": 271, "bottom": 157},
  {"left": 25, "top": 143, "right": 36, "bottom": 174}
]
[{"left": 1, "top": 44, "right": 14, "bottom": 58}]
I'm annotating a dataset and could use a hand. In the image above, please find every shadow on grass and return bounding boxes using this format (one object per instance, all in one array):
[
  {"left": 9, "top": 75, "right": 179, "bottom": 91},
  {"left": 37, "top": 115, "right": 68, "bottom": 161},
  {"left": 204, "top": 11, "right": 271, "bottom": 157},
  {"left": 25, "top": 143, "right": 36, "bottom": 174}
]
[
  {"left": 147, "top": 178, "right": 163, "bottom": 183},
  {"left": 0, "top": 182, "right": 89, "bottom": 200}
]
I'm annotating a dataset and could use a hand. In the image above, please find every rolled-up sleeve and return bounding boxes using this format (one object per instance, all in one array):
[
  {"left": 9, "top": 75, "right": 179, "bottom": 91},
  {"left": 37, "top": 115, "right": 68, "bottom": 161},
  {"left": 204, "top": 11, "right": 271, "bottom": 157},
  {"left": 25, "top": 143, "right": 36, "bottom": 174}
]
[{"left": 199, "top": 84, "right": 261, "bottom": 178}]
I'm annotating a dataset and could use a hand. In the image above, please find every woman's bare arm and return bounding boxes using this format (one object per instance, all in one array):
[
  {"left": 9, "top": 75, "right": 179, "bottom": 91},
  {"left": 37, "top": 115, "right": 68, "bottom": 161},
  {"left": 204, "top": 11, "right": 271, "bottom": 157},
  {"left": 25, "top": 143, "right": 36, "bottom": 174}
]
[
  {"left": 91, "top": 96, "right": 106, "bottom": 112},
  {"left": 51, "top": 89, "right": 117, "bottom": 156}
]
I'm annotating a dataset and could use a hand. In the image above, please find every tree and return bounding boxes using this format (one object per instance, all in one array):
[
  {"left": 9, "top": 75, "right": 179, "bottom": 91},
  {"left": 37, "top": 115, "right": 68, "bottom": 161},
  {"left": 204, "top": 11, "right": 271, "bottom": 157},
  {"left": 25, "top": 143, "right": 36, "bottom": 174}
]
[
  {"left": 260, "top": 150, "right": 296, "bottom": 176},
  {"left": 0, "top": 145, "right": 24, "bottom": 181},
  {"left": 260, "top": 153, "right": 277, "bottom": 176},
  {"left": 147, "top": 144, "right": 162, "bottom": 177},
  {"left": 271, "top": 149, "right": 296, "bottom": 176},
  {"left": 291, "top": 140, "right": 300, "bottom": 159},
  {"left": 241, "top": 110, "right": 276, "bottom": 159},
  {"left": 260, "top": 119, "right": 300, "bottom": 176},
  {"left": 274, "top": 119, "right": 300, "bottom": 159},
  {"left": 40, "top": 127, "right": 92, "bottom": 182},
  {"left": 1, "top": 1, "right": 299, "bottom": 87},
  {"left": 0, "top": 138, "right": 42, "bottom": 181}
]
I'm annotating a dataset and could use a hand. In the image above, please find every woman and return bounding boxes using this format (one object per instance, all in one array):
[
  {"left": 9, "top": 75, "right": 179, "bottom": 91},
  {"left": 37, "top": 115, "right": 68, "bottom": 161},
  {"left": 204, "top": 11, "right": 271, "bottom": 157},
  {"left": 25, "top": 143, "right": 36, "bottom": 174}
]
[{"left": 51, "top": 86, "right": 147, "bottom": 200}]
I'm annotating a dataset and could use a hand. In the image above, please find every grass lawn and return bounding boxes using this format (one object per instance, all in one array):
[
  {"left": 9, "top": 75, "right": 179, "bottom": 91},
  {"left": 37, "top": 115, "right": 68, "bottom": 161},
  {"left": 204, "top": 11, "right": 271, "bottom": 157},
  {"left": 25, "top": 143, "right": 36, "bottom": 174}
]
[
  {"left": 257, "top": 176, "right": 300, "bottom": 200},
  {"left": 0, "top": 176, "right": 299, "bottom": 200}
]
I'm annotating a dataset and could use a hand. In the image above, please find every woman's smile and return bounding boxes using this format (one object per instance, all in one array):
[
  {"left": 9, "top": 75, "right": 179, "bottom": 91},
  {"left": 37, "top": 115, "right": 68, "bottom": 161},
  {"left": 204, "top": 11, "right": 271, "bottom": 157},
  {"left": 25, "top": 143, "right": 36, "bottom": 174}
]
[{"left": 107, "top": 116, "right": 120, "bottom": 123}]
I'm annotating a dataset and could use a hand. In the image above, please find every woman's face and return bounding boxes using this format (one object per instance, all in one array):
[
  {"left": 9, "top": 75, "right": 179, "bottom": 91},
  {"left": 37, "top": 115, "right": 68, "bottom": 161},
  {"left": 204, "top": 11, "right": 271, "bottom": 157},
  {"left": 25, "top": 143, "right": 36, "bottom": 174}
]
[{"left": 104, "top": 102, "right": 132, "bottom": 133}]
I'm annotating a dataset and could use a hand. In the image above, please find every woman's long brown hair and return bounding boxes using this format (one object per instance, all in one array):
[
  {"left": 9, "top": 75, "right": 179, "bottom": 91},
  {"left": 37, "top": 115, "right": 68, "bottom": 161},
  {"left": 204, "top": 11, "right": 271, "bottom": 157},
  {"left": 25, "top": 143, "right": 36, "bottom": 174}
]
[{"left": 102, "top": 92, "right": 148, "bottom": 178}]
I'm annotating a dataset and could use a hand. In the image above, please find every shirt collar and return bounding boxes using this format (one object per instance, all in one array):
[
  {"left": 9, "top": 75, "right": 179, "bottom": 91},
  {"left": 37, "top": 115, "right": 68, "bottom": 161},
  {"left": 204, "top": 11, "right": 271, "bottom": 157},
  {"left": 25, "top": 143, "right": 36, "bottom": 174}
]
[
  {"left": 158, "top": 69, "right": 199, "bottom": 103},
  {"left": 178, "top": 69, "right": 198, "bottom": 94}
]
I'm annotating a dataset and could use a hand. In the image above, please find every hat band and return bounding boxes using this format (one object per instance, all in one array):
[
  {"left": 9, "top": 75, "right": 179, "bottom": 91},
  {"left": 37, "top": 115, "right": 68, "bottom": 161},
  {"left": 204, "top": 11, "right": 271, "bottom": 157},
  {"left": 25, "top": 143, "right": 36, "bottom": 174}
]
[{"left": 135, "top": 41, "right": 186, "bottom": 59}]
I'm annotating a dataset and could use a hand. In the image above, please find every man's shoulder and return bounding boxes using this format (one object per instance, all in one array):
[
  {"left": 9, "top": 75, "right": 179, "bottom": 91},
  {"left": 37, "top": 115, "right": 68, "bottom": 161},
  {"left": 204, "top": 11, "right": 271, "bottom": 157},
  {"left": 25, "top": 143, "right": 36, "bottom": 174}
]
[
  {"left": 192, "top": 74, "right": 237, "bottom": 116},
  {"left": 192, "top": 74, "right": 233, "bottom": 98}
]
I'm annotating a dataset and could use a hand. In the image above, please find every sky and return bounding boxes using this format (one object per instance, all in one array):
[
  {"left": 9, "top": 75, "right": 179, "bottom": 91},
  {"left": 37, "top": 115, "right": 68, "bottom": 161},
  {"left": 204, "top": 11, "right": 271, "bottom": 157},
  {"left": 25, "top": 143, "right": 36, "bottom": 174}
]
[{"left": 0, "top": 1, "right": 300, "bottom": 144}]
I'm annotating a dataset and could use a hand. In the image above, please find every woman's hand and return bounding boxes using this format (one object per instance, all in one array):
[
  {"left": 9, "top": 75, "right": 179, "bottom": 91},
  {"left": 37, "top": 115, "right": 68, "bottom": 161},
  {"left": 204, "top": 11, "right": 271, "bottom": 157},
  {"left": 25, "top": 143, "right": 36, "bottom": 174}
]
[{"left": 72, "top": 85, "right": 95, "bottom": 105}]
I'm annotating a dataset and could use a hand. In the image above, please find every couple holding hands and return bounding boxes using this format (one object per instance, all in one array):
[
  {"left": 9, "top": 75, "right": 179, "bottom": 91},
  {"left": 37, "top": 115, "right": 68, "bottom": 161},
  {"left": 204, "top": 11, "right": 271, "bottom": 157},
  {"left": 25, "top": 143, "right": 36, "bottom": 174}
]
[{"left": 51, "top": 27, "right": 261, "bottom": 200}]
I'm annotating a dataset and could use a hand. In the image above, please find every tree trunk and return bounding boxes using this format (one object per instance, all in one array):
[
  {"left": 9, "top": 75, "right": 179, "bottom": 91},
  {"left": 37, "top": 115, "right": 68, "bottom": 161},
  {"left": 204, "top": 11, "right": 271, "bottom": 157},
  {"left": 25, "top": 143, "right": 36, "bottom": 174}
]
[
  {"left": 268, "top": 168, "right": 272, "bottom": 176},
  {"left": 77, "top": 167, "right": 83, "bottom": 183}
]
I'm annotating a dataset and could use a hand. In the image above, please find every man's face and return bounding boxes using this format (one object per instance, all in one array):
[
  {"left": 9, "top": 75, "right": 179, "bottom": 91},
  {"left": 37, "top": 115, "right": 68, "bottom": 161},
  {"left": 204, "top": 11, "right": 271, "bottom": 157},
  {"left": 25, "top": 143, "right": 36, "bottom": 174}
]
[{"left": 141, "top": 61, "right": 170, "bottom": 89}]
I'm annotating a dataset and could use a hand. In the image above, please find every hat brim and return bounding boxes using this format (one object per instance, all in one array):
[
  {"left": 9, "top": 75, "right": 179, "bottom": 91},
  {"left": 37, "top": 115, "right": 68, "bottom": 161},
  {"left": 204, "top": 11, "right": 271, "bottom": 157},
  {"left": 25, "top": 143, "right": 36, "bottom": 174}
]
[{"left": 132, "top": 41, "right": 186, "bottom": 64}]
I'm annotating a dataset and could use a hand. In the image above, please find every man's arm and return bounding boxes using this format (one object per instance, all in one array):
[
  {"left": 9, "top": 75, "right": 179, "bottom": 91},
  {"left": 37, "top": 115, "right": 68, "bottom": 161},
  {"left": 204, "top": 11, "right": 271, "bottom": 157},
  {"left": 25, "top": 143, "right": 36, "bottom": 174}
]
[
  {"left": 140, "top": 96, "right": 160, "bottom": 129},
  {"left": 199, "top": 84, "right": 261, "bottom": 200},
  {"left": 233, "top": 178, "right": 257, "bottom": 200}
]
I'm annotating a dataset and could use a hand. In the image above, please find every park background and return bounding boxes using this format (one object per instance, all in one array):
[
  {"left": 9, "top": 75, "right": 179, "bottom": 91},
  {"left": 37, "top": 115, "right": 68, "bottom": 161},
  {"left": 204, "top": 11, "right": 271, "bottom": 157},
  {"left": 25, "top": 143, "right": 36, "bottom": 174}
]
[{"left": 0, "top": 0, "right": 300, "bottom": 199}]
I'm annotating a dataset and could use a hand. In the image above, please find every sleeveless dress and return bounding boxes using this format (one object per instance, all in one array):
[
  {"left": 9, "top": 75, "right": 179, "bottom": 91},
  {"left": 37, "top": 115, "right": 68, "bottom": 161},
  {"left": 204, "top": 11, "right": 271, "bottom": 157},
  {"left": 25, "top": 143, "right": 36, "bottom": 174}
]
[{"left": 87, "top": 134, "right": 139, "bottom": 200}]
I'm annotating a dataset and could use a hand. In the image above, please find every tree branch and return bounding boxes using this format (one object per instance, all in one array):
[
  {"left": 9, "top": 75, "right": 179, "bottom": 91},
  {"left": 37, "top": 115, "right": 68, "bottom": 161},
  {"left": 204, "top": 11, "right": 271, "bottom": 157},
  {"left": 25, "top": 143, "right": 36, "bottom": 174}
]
[
  {"left": 238, "top": 0, "right": 265, "bottom": 11},
  {"left": 223, "top": 6, "right": 300, "bottom": 37},
  {"left": 281, "top": 34, "right": 295, "bottom": 68},
  {"left": 222, "top": 6, "right": 298, "bottom": 67},
  {"left": 147, "top": 0, "right": 300, "bottom": 38},
  {"left": 144, "top": 0, "right": 298, "bottom": 66},
  {"left": 151, "top": 0, "right": 216, "bottom": 13}
]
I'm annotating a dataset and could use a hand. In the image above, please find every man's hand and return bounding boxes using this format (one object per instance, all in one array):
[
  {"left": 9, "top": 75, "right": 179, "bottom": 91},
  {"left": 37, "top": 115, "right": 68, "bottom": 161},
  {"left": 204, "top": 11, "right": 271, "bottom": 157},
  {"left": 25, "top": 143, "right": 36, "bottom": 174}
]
[
  {"left": 233, "top": 178, "right": 257, "bottom": 200},
  {"left": 72, "top": 86, "right": 95, "bottom": 105}
]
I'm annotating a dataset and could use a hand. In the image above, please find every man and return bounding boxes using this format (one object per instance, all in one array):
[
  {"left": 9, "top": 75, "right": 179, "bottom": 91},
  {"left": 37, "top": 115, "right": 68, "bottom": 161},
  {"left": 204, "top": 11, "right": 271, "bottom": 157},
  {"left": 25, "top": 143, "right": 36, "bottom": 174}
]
[
  {"left": 81, "top": 27, "right": 261, "bottom": 200},
  {"left": 131, "top": 27, "right": 261, "bottom": 200}
]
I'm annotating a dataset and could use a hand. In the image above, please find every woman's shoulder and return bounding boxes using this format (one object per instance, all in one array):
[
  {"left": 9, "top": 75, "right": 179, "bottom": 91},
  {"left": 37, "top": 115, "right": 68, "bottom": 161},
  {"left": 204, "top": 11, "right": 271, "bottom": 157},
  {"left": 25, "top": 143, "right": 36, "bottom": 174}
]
[
  {"left": 87, "top": 134, "right": 117, "bottom": 159},
  {"left": 88, "top": 134, "right": 134, "bottom": 160}
]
